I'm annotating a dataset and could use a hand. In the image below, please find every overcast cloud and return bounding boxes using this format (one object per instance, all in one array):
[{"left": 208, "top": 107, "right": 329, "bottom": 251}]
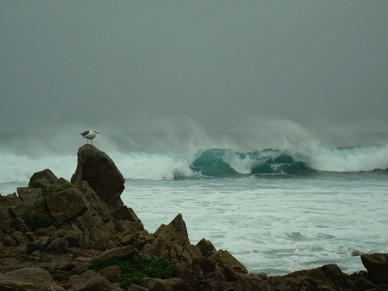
[{"left": 1, "top": 1, "right": 387, "bottom": 145}]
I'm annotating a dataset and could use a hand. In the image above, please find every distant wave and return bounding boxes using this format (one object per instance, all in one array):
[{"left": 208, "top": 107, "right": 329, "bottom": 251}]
[
  {"left": 190, "top": 146, "right": 388, "bottom": 178},
  {"left": 1, "top": 145, "right": 388, "bottom": 184},
  {"left": 190, "top": 148, "right": 310, "bottom": 177}
]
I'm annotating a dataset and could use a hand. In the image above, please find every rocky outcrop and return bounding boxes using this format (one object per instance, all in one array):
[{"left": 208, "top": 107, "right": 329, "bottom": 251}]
[
  {"left": 71, "top": 144, "right": 125, "bottom": 209},
  {"left": 0, "top": 168, "right": 143, "bottom": 252},
  {"left": 1, "top": 145, "right": 387, "bottom": 290},
  {"left": 361, "top": 253, "right": 388, "bottom": 286}
]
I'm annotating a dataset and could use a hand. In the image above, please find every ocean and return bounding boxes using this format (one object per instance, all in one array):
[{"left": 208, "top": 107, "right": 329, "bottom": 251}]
[{"left": 1, "top": 130, "right": 388, "bottom": 276}]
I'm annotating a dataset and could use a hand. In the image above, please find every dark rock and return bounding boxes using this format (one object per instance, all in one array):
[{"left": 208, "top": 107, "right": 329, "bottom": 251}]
[
  {"left": 128, "top": 285, "right": 149, "bottom": 291},
  {"left": 112, "top": 205, "right": 142, "bottom": 222},
  {"left": 45, "top": 238, "right": 69, "bottom": 254},
  {"left": 45, "top": 188, "right": 88, "bottom": 226},
  {"left": 26, "top": 240, "right": 43, "bottom": 254},
  {"left": 192, "top": 257, "right": 217, "bottom": 274},
  {"left": 69, "top": 270, "right": 112, "bottom": 291},
  {"left": 98, "top": 265, "right": 122, "bottom": 280},
  {"left": 11, "top": 217, "right": 30, "bottom": 233},
  {"left": 256, "top": 264, "right": 351, "bottom": 291},
  {"left": 63, "top": 223, "right": 84, "bottom": 248},
  {"left": 91, "top": 245, "right": 137, "bottom": 263},
  {"left": 154, "top": 213, "right": 190, "bottom": 246},
  {"left": 71, "top": 145, "right": 125, "bottom": 209},
  {"left": 209, "top": 249, "right": 248, "bottom": 274},
  {"left": 196, "top": 238, "right": 217, "bottom": 258},
  {"left": 143, "top": 277, "right": 183, "bottom": 291},
  {"left": 28, "top": 168, "right": 58, "bottom": 188},
  {"left": 11, "top": 231, "right": 29, "bottom": 245},
  {"left": 350, "top": 277, "right": 379, "bottom": 291},
  {"left": 361, "top": 253, "right": 388, "bottom": 285},
  {"left": 0, "top": 267, "right": 60, "bottom": 291}
]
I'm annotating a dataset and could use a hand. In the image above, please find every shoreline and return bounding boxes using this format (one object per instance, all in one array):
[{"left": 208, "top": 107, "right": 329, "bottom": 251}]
[{"left": 1, "top": 145, "right": 387, "bottom": 290}]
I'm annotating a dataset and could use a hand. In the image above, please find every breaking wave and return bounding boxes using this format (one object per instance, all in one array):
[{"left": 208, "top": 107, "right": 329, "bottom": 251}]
[
  {"left": 1, "top": 145, "right": 388, "bottom": 183},
  {"left": 190, "top": 146, "right": 388, "bottom": 178}
]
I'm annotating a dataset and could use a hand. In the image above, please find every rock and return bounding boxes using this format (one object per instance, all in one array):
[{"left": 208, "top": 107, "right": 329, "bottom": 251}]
[
  {"left": 28, "top": 168, "right": 58, "bottom": 188},
  {"left": 0, "top": 267, "right": 61, "bottom": 291},
  {"left": 69, "top": 270, "right": 112, "bottom": 291},
  {"left": 71, "top": 145, "right": 125, "bottom": 209},
  {"left": 11, "top": 217, "right": 30, "bottom": 233},
  {"left": 98, "top": 265, "right": 122, "bottom": 280},
  {"left": 45, "top": 188, "right": 88, "bottom": 226},
  {"left": 256, "top": 264, "right": 350, "bottom": 291},
  {"left": 45, "top": 238, "right": 69, "bottom": 254},
  {"left": 26, "top": 240, "right": 43, "bottom": 254},
  {"left": 11, "top": 231, "right": 29, "bottom": 245},
  {"left": 91, "top": 245, "right": 137, "bottom": 263},
  {"left": 361, "top": 253, "right": 388, "bottom": 285},
  {"left": 143, "top": 277, "right": 183, "bottom": 291},
  {"left": 350, "top": 277, "right": 379, "bottom": 291},
  {"left": 63, "top": 223, "right": 84, "bottom": 247},
  {"left": 196, "top": 238, "right": 217, "bottom": 258},
  {"left": 209, "top": 249, "right": 248, "bottom": 274},
  {"left": 154, "top": 213, "right": 190, "bottom": 246},
  {"left": 17, "top": 187, "right": 43, "bottom": 205},
  {"left": 112, "top": 205, "right": 142, "bottom": 223},
  {"left": 152, "top": 214, "right": 204, "bottom": 264},
  {"left": 128, "top": 284, "right": 149, "bottom": 291},
  {"left": 192, "top": 257, "right": 217, "bottom": 274}
]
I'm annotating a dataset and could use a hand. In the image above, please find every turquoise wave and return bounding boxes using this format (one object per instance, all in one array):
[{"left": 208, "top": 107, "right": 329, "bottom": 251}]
[{"left": 190, "top": 148, "right": 312, "bottom": 177}]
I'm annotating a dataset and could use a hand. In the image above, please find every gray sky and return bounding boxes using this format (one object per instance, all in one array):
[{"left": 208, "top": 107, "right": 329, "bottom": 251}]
[{"left": 1, "top": 1, "right": 388, "bottom": 144}]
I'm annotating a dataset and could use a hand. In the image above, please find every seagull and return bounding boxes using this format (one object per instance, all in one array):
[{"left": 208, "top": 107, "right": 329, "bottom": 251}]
[{"left": 80, "top": 129, "right": 99, "bottom": 144}]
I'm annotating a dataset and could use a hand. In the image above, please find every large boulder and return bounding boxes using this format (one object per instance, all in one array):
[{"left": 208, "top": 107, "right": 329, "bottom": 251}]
[
  {"left": 361, "top": 253, "right": 388, "bottom": 285},
  {"left": 71, "top": 145, "right": 125, "bottom": 210},
  {"left": 0, "top": 267, "right": 62, "bottom": 291},
  {"left": 28, "top": 168, "right": 58, "bottom": 189}
]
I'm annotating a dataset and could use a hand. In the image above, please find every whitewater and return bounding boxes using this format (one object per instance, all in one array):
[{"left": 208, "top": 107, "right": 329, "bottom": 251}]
[{"left": 1, "top": 128, "right": 388, "bottom": 275}]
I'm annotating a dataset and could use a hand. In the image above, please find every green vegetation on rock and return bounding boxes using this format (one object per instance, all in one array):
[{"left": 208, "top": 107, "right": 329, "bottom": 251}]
[
  {"left": 51, "top": 183, "right": 73, "bottom": 194},
  {"left": 90, "top": 256, "right": 176, "bottom": 289},
  {"left": 23, "top": 213, "right": 53, "bottom": 231}
]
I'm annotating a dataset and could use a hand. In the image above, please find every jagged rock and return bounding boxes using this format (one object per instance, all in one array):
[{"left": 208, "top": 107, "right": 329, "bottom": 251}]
[
  {"left": 361, "top": 253, "right": 388, "bottom": 285},
  {"left": 209, "top": 249, "right": 248, "bottom": 274},
  {"left": 28, "top": 168, "right": 58, "bottom": 188},
  {"left": 71, "top": 145, "right": 125, "bottom": 209},
  {"left": 69, "top": 270, "right": 113, "bottom": 291},
  {"left": 154, "top": 213, "right": 190, "bottom": 246},
  {"left": 196, "top": 238, "right": 217, "bottom": 258},
  {"left": 151, "top": 214, "right": 202, "bottom": 264}
]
